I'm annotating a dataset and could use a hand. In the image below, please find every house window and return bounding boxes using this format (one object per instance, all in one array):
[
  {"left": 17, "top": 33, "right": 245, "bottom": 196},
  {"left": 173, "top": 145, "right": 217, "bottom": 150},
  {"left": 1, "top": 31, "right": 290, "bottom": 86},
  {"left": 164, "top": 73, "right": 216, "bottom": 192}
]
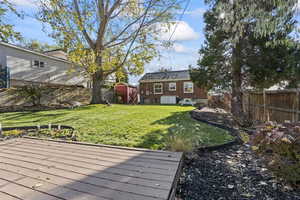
[
  {"left": 39, "top": 61, "right": 45, "bottom": 68},
  {"left": 169, "top": 82, "right": 176, "bottom": 91},
  {"left": 184, "top": 82, "right": 194, "bottom": 93},
  {"left": 32, "top": 60, "right": 45, "bottom": 68},
  {"left": 153, "top": 83, "right": 163, "bottom": 94}
]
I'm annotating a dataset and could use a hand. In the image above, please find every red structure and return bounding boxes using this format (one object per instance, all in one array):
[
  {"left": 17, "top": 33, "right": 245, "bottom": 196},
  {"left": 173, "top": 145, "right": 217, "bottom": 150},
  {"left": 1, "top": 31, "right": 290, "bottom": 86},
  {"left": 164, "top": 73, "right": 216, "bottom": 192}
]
[{"left": 114, "top": 83, "right": 138, "bottom": 104}]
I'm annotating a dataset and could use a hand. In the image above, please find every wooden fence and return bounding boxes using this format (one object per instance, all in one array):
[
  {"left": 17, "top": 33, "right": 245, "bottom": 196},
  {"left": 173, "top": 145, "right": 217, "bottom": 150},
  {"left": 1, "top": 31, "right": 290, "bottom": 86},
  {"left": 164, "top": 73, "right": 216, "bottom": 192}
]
[{"left": 243, "top": 89, "right": 300, "bottom": 123}]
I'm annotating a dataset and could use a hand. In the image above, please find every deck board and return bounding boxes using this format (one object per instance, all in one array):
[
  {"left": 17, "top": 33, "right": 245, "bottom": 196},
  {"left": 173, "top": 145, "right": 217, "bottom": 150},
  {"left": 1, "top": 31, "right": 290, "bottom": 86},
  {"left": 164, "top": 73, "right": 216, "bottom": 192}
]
[{"left": 0, "top": 138, "right": 183, "bottom": 200}]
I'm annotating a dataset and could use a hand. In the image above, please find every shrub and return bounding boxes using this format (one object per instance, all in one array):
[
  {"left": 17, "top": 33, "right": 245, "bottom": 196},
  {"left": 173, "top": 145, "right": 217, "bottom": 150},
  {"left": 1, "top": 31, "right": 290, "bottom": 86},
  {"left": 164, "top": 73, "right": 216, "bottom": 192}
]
[
  {"left": 29, "top": 129, "right": 76, "bottom": 140},
  {"left": 165, "top": 135, "right": 193, "bottom": 152},
  {"left": 3, "top": 129, "right": 24, "bottom": 137},
  {"left": 15, "top": 84, "right": 48, "bottom": 106},
  {"left": 251, "top": 121, "right": 300, "bottom": 187}
]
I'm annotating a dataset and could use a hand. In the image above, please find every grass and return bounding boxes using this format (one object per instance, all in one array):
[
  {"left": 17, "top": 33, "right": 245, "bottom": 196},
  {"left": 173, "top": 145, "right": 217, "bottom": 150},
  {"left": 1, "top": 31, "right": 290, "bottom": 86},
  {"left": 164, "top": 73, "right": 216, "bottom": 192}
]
[{"left": 0, "top": 105, "right": 234, "bottom": 150}]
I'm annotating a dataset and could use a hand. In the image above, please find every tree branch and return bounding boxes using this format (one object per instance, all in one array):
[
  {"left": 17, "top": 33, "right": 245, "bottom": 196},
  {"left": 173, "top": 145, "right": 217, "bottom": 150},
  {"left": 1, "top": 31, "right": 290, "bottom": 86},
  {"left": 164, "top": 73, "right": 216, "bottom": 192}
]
[{"left": 73, "top": 0, "right": 95, "bottom": 49}]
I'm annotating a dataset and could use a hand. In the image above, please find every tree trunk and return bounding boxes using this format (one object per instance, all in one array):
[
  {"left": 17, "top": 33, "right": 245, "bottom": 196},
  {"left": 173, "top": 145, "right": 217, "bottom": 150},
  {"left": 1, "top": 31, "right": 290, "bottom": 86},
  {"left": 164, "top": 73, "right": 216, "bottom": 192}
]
[
  {"left": 231, "top": 42, "right": 246, "bottom": 125},
  {"left": 90, "top": 54, "right": 106, "bottom": 104},
  {"left": 91, "top": 70, "right": 104, "bottom": 104}
]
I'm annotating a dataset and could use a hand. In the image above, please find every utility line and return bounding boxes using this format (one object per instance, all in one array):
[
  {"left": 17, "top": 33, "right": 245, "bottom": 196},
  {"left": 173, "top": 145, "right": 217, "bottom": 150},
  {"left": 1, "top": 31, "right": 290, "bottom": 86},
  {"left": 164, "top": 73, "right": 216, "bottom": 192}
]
[
  {"left": 166, "top": 0, "right": 192, "bottom": 69},
  {"left": 168, "top": 0, "right": 192, "bottom": 42}
]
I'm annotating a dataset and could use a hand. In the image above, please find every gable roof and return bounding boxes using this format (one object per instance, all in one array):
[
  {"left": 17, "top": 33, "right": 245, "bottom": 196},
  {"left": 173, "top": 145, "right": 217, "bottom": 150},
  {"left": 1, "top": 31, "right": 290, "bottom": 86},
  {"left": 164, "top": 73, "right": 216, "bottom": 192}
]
[
  {"left": 139, "top": 70, "right": 191, "bottom": 82},
  {"left": 0, "top": 42, "right": 72, "bottom": 64}
]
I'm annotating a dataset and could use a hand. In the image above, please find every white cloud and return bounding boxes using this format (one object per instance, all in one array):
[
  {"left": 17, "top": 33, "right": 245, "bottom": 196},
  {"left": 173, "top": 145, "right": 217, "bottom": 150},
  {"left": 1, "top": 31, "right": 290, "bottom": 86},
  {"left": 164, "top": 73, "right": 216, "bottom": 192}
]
[
  {"left": 173, "top": 43, "right": 188, "bottom": 53},
  {"left": 8, "top": 0, "right": 37, "bottom": 7},
  {"left": 186, "top": 8, "right": 206, "bottom": 17},
  {"left": 159, "top": 21, "right": 200, "bottom": 41}
]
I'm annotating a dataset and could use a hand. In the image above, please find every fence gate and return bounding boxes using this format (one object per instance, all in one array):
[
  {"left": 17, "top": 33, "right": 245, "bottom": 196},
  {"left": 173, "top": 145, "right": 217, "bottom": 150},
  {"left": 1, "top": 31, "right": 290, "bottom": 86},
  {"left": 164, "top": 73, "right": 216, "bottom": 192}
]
[{"left": 0, "top": 67, "right": 10, "bottom": 88}]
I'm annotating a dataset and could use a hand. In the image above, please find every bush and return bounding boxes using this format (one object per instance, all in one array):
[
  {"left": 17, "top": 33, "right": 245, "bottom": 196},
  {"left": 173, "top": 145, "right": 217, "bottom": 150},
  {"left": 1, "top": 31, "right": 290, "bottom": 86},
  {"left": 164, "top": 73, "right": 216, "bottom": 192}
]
[
  {"left": 3, "top": 129, "right": 25, "bottom": 137},
  {"left": 29, "top": 129, "right": 76, "bottom": 140},
  {"left": 251, "top": 121, "right": 300, "bottom": 187},
  {"left": 165, "top": 135, "right": 193, "bottom": 152},
  {"left": 15, "top": 84, "right": 48, "bottom": 106}
]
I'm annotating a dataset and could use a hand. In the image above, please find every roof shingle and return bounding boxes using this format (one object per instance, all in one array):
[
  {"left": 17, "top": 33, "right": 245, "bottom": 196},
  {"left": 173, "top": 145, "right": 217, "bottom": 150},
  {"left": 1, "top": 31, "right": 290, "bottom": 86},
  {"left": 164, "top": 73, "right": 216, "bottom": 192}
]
[{"left": 140, "top": 70, "right": 190, "bottom": 82}]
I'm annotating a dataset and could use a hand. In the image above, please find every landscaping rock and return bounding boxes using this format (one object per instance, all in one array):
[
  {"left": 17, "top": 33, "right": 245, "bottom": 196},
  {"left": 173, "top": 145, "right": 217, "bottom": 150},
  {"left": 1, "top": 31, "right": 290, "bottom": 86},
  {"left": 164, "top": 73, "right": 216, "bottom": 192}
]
[{"left": 176, "top": 144, "right": 300, "bottom": 200}]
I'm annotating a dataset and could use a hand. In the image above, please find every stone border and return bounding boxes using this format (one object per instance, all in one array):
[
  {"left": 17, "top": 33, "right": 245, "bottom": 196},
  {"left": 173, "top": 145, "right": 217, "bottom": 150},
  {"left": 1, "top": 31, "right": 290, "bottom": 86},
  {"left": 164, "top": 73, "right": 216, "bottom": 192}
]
[{"left": 190, "top": 110, "right": 243, "bottom": 151}]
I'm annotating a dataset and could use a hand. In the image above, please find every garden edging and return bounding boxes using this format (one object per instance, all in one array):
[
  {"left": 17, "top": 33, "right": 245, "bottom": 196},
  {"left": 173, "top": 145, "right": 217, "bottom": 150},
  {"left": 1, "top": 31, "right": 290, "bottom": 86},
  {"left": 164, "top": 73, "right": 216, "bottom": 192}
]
[{"left": 190, "top": 109, "right": 243, "bottom": 151}]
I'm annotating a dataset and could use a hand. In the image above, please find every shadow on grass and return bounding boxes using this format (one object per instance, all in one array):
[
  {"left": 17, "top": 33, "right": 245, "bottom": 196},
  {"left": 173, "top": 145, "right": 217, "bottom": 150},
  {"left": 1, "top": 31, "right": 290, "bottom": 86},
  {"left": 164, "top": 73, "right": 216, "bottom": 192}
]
[{"left": 138, "top": 111, "right": 233, "bottom": 150}]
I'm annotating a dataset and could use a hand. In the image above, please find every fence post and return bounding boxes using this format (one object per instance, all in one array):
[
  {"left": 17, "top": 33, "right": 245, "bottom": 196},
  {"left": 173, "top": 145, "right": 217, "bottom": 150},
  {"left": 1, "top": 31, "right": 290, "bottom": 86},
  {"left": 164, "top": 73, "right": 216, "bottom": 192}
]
[
  {"left": 263, "top": 89, "right": 267, "bottom": 121},
  {"left": 296, "top": 88, "right": 299, "bottom": 122}
]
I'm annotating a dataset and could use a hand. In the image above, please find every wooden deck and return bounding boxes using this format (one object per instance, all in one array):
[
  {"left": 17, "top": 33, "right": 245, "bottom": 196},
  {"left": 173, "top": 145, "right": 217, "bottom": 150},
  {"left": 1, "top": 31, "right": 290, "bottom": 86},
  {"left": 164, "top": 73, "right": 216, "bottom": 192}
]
[{"left": 0, "top": 137, "right": 183, "bottom": 200}]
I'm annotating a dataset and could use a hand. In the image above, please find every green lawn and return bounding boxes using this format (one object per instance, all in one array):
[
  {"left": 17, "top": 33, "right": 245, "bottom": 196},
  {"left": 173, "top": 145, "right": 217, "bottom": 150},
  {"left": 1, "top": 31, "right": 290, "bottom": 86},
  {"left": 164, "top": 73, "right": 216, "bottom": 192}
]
[{"left": 0, "top": 105, "right": 233, "bottom": 150}]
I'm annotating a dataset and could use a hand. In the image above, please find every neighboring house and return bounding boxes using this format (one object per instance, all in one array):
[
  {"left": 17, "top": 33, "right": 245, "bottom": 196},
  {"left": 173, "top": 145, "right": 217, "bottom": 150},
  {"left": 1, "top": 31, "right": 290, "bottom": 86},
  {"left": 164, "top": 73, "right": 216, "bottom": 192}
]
[
  {"left": 0, "top": 42, "right": 90, "bottom": 88},
  {"left": 139, "top": 70, "right": 207, "bottom": 104}
]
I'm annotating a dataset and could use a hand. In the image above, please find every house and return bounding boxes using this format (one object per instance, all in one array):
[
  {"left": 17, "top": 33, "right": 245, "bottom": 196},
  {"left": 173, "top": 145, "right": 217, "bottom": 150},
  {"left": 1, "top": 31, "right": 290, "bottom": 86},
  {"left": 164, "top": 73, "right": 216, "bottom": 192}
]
[
  {"left": 139, "top": 70, "right": 207, "bottom": 104},
  {"left": 0, "top": 42, "right": 90, "bottom": 88}
]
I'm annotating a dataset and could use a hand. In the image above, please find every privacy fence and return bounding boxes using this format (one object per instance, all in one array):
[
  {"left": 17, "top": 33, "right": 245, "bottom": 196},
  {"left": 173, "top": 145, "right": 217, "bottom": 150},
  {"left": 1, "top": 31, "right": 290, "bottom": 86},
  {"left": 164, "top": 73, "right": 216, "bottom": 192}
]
[{"left": 243, "top": 89, "right": 300, "bottom": 123}]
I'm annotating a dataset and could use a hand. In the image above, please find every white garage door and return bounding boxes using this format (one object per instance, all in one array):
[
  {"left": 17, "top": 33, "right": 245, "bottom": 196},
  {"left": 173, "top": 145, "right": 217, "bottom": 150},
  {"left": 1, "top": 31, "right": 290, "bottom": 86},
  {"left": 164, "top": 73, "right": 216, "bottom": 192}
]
[{"left": 160, "top": 96, "right": 176, "bottom": 104}]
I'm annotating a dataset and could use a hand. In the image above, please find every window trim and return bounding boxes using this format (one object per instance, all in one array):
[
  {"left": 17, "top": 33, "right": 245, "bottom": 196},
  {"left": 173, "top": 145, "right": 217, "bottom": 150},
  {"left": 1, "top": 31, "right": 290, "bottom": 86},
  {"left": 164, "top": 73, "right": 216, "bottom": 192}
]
[
  {"left": 168, "top": 82, "right": 176, "bottom": 91},
  {"left": 183, "top": 82, "right": 194, "bottom": 93},
  {"left": 153, "top": 83, "right": 163, "bottom": 94}
]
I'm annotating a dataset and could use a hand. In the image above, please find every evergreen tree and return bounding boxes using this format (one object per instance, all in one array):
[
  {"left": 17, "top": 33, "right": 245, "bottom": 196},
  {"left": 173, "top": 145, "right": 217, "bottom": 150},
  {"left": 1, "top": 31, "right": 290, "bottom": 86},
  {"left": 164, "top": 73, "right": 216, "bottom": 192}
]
[{"left": 191, "top": 0, "right": 300, "bottom": 124}]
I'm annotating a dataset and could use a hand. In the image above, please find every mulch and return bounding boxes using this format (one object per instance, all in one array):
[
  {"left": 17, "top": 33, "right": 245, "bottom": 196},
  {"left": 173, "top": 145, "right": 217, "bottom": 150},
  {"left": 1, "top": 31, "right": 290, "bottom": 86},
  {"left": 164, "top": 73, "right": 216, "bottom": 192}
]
[{"left": 176, "top": 107, "right": 300, "bottom": 200}]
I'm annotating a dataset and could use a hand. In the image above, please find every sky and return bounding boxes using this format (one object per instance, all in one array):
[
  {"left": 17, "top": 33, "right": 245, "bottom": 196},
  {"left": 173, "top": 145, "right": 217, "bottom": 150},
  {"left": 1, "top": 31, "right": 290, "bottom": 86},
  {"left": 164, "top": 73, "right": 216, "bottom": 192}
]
[{"left": 6, "top": 0, "right": 300, "bottom": 85}]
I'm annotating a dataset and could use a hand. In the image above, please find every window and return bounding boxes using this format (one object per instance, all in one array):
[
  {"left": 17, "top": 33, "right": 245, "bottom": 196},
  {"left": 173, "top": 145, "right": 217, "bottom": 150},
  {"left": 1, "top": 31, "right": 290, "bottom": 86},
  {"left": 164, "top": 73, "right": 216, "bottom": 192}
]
[
  {"left": 184, "top": 82, "right": 194, "bottom": 93},
  {"left": 39, "top": 61, "right": 45, "bottom": 68},
  {"left": 32, "top": 60, "right": 45, "bottom": 68},
  {"left": 169, "top": 82, "right": 176, "bottom": 91},
  {"left": 153, "top": 83, "right": 163, "bottom": 94}
]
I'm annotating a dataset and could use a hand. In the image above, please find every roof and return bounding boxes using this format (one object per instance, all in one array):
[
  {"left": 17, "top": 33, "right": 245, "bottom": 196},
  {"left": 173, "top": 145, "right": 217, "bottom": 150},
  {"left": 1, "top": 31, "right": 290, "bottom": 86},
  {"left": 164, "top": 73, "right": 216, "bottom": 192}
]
[
  {"left": 43, "top": 48, "right": 65, "bottom": 53},
  {"left": 0, "top": 42, "right": 72, "bottom": 64},
  {"left": 139, "top": 70, "right": 191, "bottom": 82},
  {"left": 115, "top": 82, "right": 138, "bottom": 88}
]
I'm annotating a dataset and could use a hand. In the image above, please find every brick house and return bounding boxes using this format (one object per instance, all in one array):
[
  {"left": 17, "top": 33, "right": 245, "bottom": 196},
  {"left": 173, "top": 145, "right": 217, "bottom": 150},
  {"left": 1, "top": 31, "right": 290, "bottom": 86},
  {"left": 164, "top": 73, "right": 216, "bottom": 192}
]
[{"left": 139, "top": 70, "right": 208, "bottom": 104}]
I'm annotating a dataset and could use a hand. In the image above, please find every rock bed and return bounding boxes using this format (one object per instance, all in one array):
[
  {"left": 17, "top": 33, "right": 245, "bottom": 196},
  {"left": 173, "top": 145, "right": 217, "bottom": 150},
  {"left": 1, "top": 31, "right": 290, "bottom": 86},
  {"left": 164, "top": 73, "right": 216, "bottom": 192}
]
[{"left": 176, "top": 144, "right": 300, "bottom": 200}]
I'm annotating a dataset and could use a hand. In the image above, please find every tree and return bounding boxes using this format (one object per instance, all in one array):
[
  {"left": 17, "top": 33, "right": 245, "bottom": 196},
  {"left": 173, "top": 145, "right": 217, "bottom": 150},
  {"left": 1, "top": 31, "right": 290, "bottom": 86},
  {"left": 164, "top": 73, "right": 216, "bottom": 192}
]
[
  {"left": 0, "top": 0, "right": 22, "bottom": 42},
  {"left": 38, "top": 0, "right": 179, "bottom": 104},
  {"left": 191, "top": 0, "right": 299, "bottom": 122},
  {"left": 115, "top": 67, "right": 129, "bottom": 83},
  {"left": 22, "top": 39, "right": 61, "bottom": 52}
]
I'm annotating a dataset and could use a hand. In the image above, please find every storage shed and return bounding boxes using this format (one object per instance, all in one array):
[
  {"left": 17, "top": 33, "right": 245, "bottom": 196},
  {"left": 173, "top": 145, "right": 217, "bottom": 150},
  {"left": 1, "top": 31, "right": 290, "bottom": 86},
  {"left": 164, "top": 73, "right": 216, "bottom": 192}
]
[{"left": 114, "top": 83, "right": 138, "bottom": 104}]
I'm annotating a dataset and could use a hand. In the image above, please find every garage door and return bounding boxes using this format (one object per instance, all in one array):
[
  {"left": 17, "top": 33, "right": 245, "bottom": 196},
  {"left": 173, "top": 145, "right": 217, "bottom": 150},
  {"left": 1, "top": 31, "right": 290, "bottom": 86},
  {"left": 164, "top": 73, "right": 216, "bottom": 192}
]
[{"left": 160, "top": 96, "right": 176, "bottom": 104}]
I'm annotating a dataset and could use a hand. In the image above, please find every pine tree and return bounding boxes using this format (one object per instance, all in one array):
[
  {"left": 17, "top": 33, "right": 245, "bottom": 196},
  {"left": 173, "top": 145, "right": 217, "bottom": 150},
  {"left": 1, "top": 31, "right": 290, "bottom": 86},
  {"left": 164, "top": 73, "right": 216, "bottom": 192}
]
[{"left": 191, "top": 0, "right": 300, "bottom": 124}]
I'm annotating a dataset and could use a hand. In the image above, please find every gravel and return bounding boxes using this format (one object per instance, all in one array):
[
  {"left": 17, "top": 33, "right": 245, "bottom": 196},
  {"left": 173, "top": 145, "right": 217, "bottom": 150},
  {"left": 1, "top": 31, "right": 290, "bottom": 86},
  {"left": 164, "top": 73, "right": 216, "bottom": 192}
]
[{"left": 176, "top": 144, "right": 300, "bottom": 200}]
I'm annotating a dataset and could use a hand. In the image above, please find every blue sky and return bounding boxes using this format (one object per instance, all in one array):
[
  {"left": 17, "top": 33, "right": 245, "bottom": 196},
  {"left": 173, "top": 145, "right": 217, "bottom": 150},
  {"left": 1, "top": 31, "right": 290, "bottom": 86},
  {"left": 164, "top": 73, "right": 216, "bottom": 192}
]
[{"left": 7, "top": 0, "right": 208, "bottom": 84}]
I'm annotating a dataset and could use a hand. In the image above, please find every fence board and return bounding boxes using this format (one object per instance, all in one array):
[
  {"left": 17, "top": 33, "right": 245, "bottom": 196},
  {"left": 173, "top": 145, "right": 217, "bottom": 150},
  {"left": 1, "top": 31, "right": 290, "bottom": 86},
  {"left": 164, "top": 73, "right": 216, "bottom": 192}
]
[{"left": 244, "top": 89, "right": 300, "bottom": 123}]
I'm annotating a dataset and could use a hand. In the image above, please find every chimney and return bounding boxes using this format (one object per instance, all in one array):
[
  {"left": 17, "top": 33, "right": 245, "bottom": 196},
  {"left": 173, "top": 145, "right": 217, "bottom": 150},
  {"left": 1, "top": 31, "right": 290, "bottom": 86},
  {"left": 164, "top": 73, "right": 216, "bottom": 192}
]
[{"left": 44, "top": 49, "right": 68, "bottom": 60}]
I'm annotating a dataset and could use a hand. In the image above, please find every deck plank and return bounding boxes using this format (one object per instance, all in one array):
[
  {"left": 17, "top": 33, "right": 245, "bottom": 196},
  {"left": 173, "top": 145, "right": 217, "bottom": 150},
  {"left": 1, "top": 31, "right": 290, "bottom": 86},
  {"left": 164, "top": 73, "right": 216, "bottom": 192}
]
[
  {"left": 0, "top": 144, "right": 177, "bottom": 173},
  {"left": 8, "top": 140, "right": 179, "bottom": 167},
  {"left": 0, "top": 148, "right": 171, "bottom": 189},
  {"left": 0, "top": 151, "right": 174, "bottom": 182},
  {"left": 21, "top": 138, "right": 182, "bottom": 161},
  {"left": 0, "top": 138, "right": 183, "bottom": 200},
  {"left": 0, "top": 191, "right": 23, "bottom": 200},
  {"left": 22, "top": 137, "right": 182, "bottom": 159}
]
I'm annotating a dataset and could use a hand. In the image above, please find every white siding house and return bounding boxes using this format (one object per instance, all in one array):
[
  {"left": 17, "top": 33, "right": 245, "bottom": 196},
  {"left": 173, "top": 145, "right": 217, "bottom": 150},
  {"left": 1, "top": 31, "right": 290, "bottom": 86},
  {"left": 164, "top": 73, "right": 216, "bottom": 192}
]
[{"left": 0, "top": 42, "right": 89, "bottom": 87}]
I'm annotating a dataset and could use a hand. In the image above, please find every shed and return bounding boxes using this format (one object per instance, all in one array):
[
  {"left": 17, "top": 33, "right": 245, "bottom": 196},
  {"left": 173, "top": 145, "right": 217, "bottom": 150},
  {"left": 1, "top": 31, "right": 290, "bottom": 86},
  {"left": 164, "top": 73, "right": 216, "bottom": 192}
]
[{"left": 114, "top": 83, "right": 138, "bottom": 104}]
